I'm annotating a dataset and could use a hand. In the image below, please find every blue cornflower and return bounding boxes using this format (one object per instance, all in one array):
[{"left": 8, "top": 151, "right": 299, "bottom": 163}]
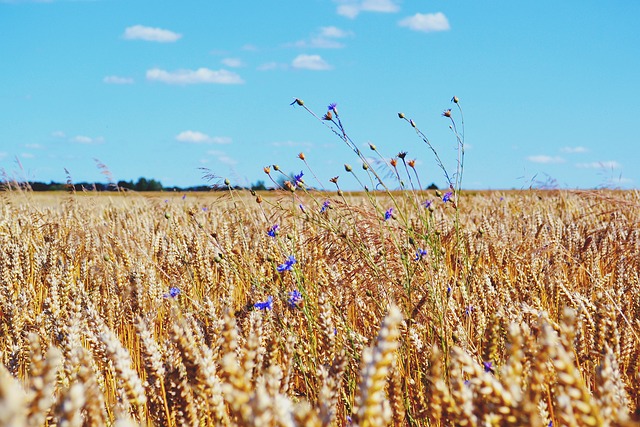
[
  {"left": 182, "top": 194, "right": 186, "bottom": 200},
  {"left": 254, "top": 296, "right": 273, "bottom": 310},
  {"left": 163, "top": 287, "right": 181, "bottom": 298},
  {"left": 267, "top": 224, "right": 279, "bottom": 238},
  {"left": 320, "top": 200, "right": 330, "bottom": 213},
  {"left": 384, "top": 208, "right": 393, "bottom": 221},
  {"left": 299, "top": 204, "right": 305, "bottom": 213},
  {"left": 483, "top": 361, "right": 494, "bottom": 373},
  {"left": 464, "top": 306, "right": 474, "bottom": 316},
  {"left": 294, "top": 171, "right": 304, "bottom": 185},
  {"left": 328, "top": 102, "right": 337, "bottom": 112},
  {"left": 288, "top": 290, "right": 302, "bottom": 308},
  {"left": 277, "top": 255, "right": 297, "bottom": 273},
  {"left": 442, "top": 191, "right": 453, "bottom": 203},
  {"left": 423, "top": 200, "right": 432, "bottom": 209},
  {"left": 413, "top": 248, "right": 428, "bottom": 261}
]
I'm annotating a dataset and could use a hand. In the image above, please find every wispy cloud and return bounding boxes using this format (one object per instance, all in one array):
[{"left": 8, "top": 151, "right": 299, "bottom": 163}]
[
  {"left": 207, "top": 150, "right": 237, "bottom": 166},
  {"left": 123, "top": 25, "right": 182, "bottom": 43},
  {"left": 21, "top": 153, "right": 35, "bottom": 159},
  {"left": 71, "top": 135, "right": 104, "bottom": 144},
  {"left": 221, "top": 58, "right": 244, "bottom": 68},
  {"left": 103, "top": 75, "right": 134, "bottom": 84},
  {"left": 52, "top": 130, "right": 66, "bottom": 138},
  {"left": 292, "top": 54, "right": 332, "bottom": 71},
  {"left": 0, "top": 152, "right": 7, "bottom": 160},
  {"left": 176, "top": 131, "right": 231, "bottom": 144},
  {"left": 25, "top": 143, "right": 43, "bottom": 149},
  {"left": 560, "top": 146, "right": 589, "bottom": 153},
  {"left": 290, "top": 26, "right": 353, "bottom": 49},
  {"left": 398, "top": 12, "right": 450, "bottom": 32},
  {"left": 576, "top": 161, "right": 621, "bottom": 169},
  {"left": 146, "top": 68, "right": 244, "bottom": 85},
  {"left": 527, "top": 155, "right": 565, "bottom": 164},
  {"left": 257, "top": 62, "right": 282, "bottom": 71},
  {"left": 336, "top": 0, "right": 400, "bottom": 19}
]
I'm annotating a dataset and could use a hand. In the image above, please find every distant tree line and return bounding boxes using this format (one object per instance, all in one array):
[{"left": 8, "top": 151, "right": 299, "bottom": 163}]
[
  {"left": 2, "top": 176, "right": 440, "bottom": 192},
  {"left": 1, "top": 177, "right": 274, "bottom": 192}
]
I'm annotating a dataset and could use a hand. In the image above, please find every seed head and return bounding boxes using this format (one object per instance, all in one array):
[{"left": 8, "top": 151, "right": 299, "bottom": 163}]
[
  {"left": 264, "top": 166, "right": 271, "bottom": 174},
  {"left": 397, "top": 151, "right": 407, "bottom": 159},
  {"left": 344, "top": 164, "right": 353, "bottom": 172},
  {"left": 451, "top": 96, "right": 459, "bottom": 104},
  {"left": 442, "top": 109, "right": 452, "bottom": 118},
  {"left": 398, "top": 112, "right": 405, "bottom": 119},
  {"left": 329, "top": 176, "right": 339, "bottom": 184},
  {"left": 323, "top": 111, "right": 333, "bottom": 121},
  {"left": 298, "top": 152, "right": 305, "bottom": 160},
  {"left": 273, "top": 164, "right": 280, "bottom": 171},
  {"left": 369, "top": 143, "right": 377, "bottom": 151},
  {"left": 390, "top": 158, "right": 398, "bottom": 167},
  {"left": 407, "top": 159, "right": 416, "bottom": 168}
]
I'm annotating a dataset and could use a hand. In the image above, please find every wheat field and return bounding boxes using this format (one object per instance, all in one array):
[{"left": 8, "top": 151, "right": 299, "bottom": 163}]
[{"left": 0, "top": 188, "right": 638, "bottom": 426}]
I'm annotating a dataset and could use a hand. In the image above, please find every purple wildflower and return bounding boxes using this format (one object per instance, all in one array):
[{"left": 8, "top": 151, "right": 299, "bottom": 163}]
[
  {"left": 464, "top": 306, "right": 474, "bottom": 316},
  {"left": 182, "top": 194, "right": 186, "bottom": 200},
  {"left": 320, "top": 200, "right": 330, "bottom": 213},
  {"left": 294, "top": 171, "right": 304, "bottom": 185},
  {"left": 288, "top": 290, "right": 302, "bottom": 308},
  {"left": 414, "top": 248, "right": 428, "bottom": 261},
  {"left": 328, "top": 102, "right": 337, "bottom": 112},
  {"left": 384, "top": 208, "right": 393, "bottom": 221},
  {"left": 267, "top": 224, "right": 279, "bottom": 238},
  {"left": 443, "top": 191, "right": 453, "bottom": 203},
  {"left": 483, "top": 361, "right": 494, "bottom": 373},
  {"left": 163, "top": 287, "right": 181, "bottom": 298},
  {"left": 423, "top": 200, "right": 432, "bottom": 209},
  {"left": 299, "top": 204, "right": 305, "bottom": 213},
  {"left": 254, "top": 296, "right": 273, "bottom": 310},
  {"left": 277, "top": 255, "right": 297, "bottom": 273}
]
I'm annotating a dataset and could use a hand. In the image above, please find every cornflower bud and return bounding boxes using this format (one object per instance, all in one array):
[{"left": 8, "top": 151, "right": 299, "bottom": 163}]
[
  {"left": 224, "top": 178, "right": 230, "bottom": 186},
  {"left": 344, "top": 164, "right": 352, "bottom": 172},
  {"left": 390, "top": 158, "right": 398, "bottom": 167},
  {"left": 442, "top": 109, "right": 452, "bottom": 118},
  {"left": 264, "top": 166, "right": 271, "bottom": 174},
  {"left": 298, "top": 152, "right": 305, "bottom": 160},
  {"left": 398, "top": 112, "right": 405, "bottom": 119},
  {"left": 452, "top": 96, "right": 459, "bottom": 104},
  {"left": 273, "top": 164, "right": 280, "bottom": 171},
  {"left": 410, "top": 119, "right": 416, "bottom": 128},
  {"left": 329, "top": 176, "right": 339, "bottom": 184},
  {"left": 369, "top": 143, "right": 377, "bottom": 150},
  {"left": 408, "top": 159, "right": 416, "bottom": 168},
  {"left": 362, "top": 163, "right": 369, "bottom": 170}
]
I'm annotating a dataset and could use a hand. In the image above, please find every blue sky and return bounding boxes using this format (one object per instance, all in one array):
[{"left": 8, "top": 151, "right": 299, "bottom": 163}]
[{"left": 1, "top": 0, "right": 639, "bottom": 190}]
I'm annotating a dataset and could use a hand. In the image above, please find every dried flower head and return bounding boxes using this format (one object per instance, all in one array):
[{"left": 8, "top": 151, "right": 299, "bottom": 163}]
[
  {"left": 390, "top": 158, "right": 398, "bottom": 167},
  {"left": 263, "top": 166, "right": 271, "bottom": 174},
  {"left": 442, "top": 109, "right": 452, "bottom": 118},
  {"left": 298, "top": 152, "right": 305, "bottom": 160},
  {"left": 329, "top": 176, "right": 339, "bottom": 184},
  {"left": 344, "top": 164, "right": 353, "bottom": 172},
  {"left": 407, "top": 159, "right": 416, "bottom": 168},
  {"left": 323, "top": 111, "right": 333, "bottom": 121},
  {"left": 397, "top": 151, "right": 407, "bottom": 159},
  {"left": 290, "top": 98, "right": 304, "bottom": 106}
]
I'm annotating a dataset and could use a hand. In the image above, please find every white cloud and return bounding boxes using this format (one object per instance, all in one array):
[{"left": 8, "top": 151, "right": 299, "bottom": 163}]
[
  {"left": 399, "top": 12, "right": 450, "bottom": 32},
  {"left": 527, "top": 155, "right": 565, "bottom": 164},
  {"left": 560, "top": 146, "right": 588, "bottom": 153},
  {"left": 52, "top": 130, "right": 66, "bottom": 138},
  {"left": 292, "top": 54, "right": 332, "bottom": 71},
  {"left": 257, "top": 62, "right": 281, "bottom": 71},
  {"left": 25, "top": 143, "right": 43, "bottom": 149},
  {"left": 176, "top": 131, "right": 231, "bottom": 144},
  {"left": 290, "top": 26, "right": 353, "bottom": 49},
  {"left": 221, "top": 58, "right": 244, "bottom": 68},
  {"left": 123, "top": 25, "right": 182, "bottom": 43},
  {"left": 576, "top": 161, "right": 621, "bottom": 169},
  {"left": 146, "top": 68, "right": 244, "bottom": 85},
  {"left": 71, "top": 135, "right": 104, "bottom": 144},
  {"left": 103, "top": 75, "right": 134, "bottom": 84},
  {"left": 336, "top": 0, "right": 399, "bottom": 18},
  {"left": 207, "top": 150, "right": 237, "bottom": 166}
]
